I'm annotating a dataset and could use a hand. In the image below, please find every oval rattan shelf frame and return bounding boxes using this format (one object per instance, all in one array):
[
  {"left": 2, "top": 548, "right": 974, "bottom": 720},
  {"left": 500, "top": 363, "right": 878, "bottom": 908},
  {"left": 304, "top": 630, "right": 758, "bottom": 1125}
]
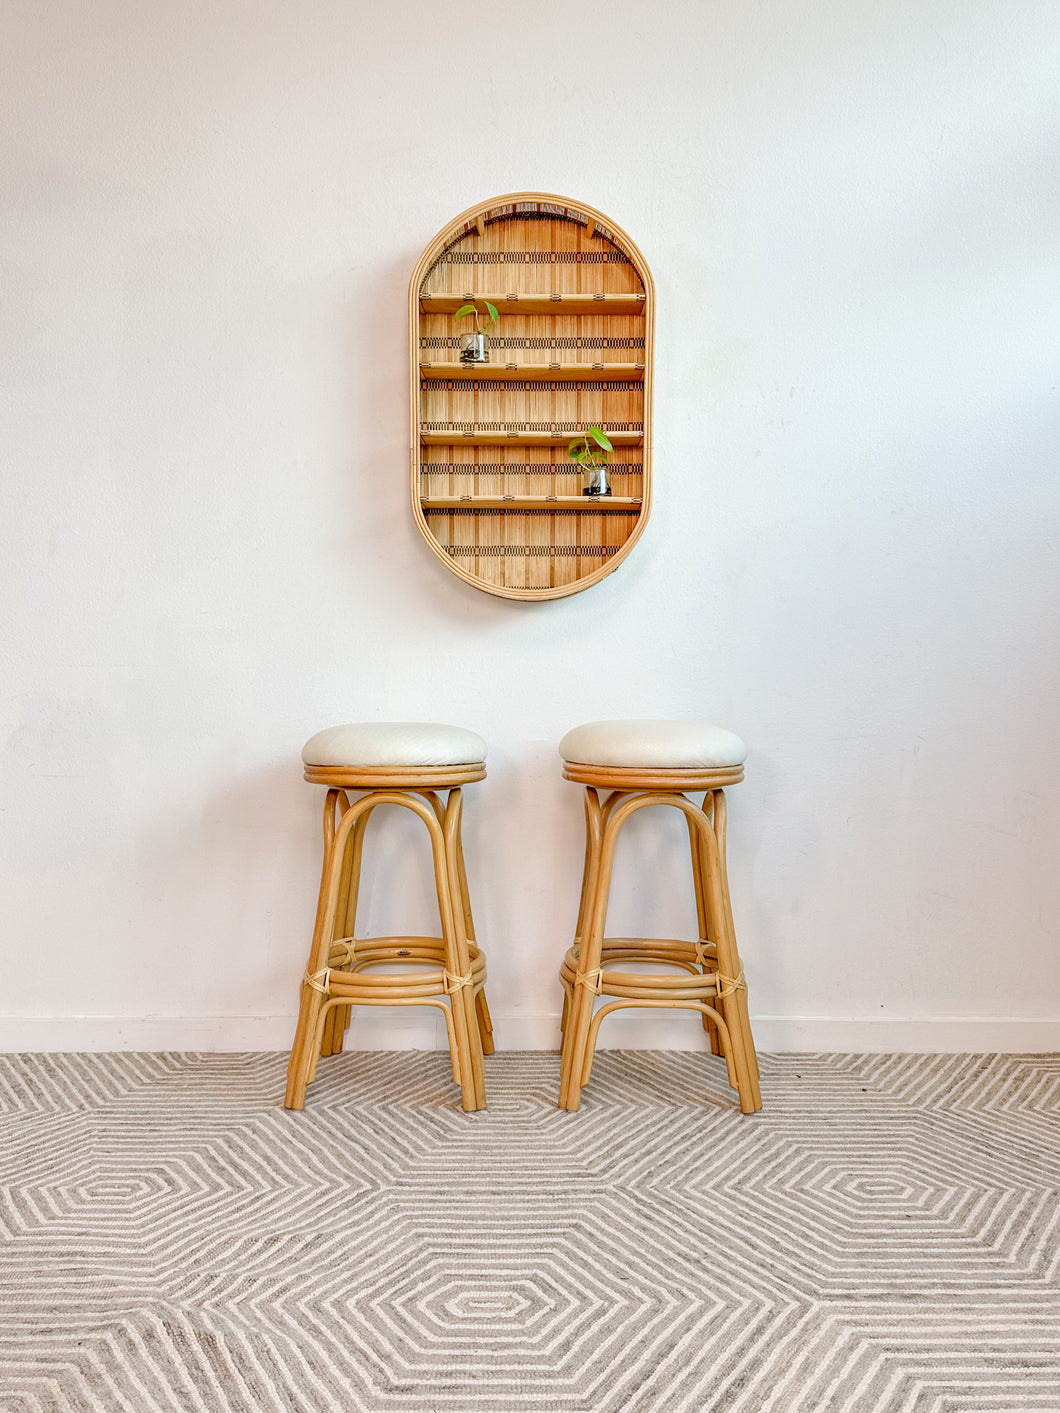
[{"left": 409, "top": 193, "right": 654, "bottom": 602}]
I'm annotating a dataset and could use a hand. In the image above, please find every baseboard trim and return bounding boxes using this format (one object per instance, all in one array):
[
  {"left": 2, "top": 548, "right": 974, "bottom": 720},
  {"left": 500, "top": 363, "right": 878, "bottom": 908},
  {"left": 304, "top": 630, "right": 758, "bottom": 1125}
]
[{"left": 0, "top": 1012, "right": 1058, "bottom": 1054}]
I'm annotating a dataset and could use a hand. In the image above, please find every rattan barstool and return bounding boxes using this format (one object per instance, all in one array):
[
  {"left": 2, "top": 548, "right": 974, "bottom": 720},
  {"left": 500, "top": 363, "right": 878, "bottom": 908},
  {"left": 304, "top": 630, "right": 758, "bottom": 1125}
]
[
  {"left": 284, "top": 722, "right": 493, "bottom": 1113},
  {"left": 557, "top": 720, "right": 761, "bottom": 1114}
]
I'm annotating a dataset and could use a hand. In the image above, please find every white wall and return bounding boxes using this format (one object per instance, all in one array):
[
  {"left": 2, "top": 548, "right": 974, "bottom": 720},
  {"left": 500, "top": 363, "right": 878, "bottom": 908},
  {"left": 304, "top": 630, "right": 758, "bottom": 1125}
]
[{"left": 2, "top": 0, "right": 1058, "bottom": 1054}]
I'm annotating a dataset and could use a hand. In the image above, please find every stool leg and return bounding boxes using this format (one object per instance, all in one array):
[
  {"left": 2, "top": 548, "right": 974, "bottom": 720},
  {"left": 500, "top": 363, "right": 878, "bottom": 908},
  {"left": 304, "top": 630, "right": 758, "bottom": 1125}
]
[
  {"left": 687, "top": 806, "right": 723, "bottom": 1058},
  {"left": 321, "top": 804, "right": 368, "bottom": 1057},
  {"left": 558, "top": 788, "right": 602, "bottom": 1096},
  {"left": 559, "top": 789, "right": 599, "bottom": 1047},
  {"left": 422, "top": 790, "right": 464, "bottom": 1087},
  {"left": 320, "top": 794, "right": 356, "bottom": 1058},
  {"left": 559, "top": 788, "right": 610, "bottom": 1111},
  {"left": 697, "top": 797, "right": 761, "bottom": 1113},
  {"left": 453, "top": 811, "right": 494, "bottom": 1056},
  {"left": 439, "top": 789, "right": 486, "bottom": 1111},
  {"left": 286, "top": 790, "right": 347, "bottom": 1110},
  {"left": 712, "top": 789, "right": 761, "bottom": 1098},
  {"left": 425, "top": 788, "right": 487, "bottom": 1101},
  {"left": 691, "top": 797, "right": 736, "bottom": 1085},
  {"left": 474, "top": 989, "right": 495, "bottom": 1056}
]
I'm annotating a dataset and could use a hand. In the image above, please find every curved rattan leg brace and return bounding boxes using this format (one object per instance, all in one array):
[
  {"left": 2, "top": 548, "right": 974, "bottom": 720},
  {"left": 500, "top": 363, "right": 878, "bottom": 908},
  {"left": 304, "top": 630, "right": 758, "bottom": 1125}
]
[
  {"left": 284, "top": 786, "right": 487, "bottom": 1112},
  {"left": 558, "top": 787, "right": 605, "bottom": 1110},
  {"left": 320, "top": 793, "right": 367, "bottom": 1059},
  {"left": 557, "top": 788, "right": 761, "bottom": 1114},
  {"left": 709, "top": 787, "right": 760, "bottom": 1098},
  {"left": 686, "top": 797, "right": 724, "bottom": 1059},
  {"left": 425, "top": 789, "right": 494, "bottom": 1061}
]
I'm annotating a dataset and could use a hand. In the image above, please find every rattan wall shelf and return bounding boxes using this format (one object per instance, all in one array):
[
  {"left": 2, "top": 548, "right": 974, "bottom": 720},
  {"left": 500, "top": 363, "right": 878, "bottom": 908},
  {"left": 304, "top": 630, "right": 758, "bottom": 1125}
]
[{"left": 409, "top": 193, "right": 654, "bottom": 601}]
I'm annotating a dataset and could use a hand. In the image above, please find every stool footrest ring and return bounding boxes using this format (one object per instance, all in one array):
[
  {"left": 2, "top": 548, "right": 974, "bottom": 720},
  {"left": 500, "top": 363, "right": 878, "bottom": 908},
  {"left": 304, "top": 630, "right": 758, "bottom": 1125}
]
[{"left": 561, "top": 942, "right": 743, "bottom": 1000}]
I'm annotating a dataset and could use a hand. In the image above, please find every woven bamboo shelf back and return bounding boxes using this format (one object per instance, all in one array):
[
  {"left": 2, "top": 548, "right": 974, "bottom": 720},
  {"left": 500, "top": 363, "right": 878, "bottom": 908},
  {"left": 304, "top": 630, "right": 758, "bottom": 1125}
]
[{"left": 410, "top": 194, "right": 654, "bottom": 601}]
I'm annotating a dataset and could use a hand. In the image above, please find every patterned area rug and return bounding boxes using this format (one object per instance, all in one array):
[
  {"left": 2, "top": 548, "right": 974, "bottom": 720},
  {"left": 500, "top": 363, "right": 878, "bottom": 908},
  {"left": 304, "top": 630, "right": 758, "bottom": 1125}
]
[{"left": 1, "top": 1050, "right": 1058, "bottom": 1412}]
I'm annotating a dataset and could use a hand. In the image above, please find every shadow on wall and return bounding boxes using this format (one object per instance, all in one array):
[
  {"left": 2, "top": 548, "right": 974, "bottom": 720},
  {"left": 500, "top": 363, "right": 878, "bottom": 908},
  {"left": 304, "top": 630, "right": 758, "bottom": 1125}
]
[
  {"left": 121, "top": 751, "right": 457, "bottom": 1048},
  {"left": 338, "top": 249, "right": 438, "bottom": 603},
  {"left": 126, "top": 757, "right": 314, "bottom": 1027}
]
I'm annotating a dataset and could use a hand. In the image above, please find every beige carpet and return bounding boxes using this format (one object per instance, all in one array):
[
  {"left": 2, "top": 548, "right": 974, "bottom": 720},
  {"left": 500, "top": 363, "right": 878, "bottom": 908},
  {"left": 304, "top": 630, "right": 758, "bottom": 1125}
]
[{"left": 1, "top": 1050, "right": 1059, "bottom": 1411}]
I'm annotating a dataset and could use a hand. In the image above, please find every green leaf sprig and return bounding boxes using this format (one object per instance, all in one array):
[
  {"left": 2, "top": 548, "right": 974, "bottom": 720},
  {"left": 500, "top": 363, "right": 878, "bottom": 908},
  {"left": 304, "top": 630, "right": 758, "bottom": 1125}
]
[
  {"left": 453, "top": 299, "right": 499, "bottom": 332},
  {"left": 567, "top": 425, "right": 614, "bottom": 470}
]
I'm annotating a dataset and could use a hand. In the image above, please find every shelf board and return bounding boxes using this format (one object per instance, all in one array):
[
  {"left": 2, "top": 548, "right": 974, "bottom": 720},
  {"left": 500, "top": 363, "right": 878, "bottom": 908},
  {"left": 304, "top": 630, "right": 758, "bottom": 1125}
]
[
  {"left": 419, "top": 293, "right": 647, "bottom": 317},
  {"left": 419, "top": 362, "right": 645, "bottom": 381},
  {"left": 420, "top": 430, "right": 643, "bottom": 448},
  {"left": 421, "top": 496, "right": 643, "bottom": 511}
]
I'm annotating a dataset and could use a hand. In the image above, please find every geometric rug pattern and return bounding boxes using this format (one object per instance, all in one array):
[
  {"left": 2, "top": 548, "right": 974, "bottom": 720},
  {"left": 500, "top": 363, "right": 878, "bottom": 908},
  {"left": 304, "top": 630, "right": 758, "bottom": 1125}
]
[{"left": 1, "top": 1050, "right": 1059, "bottom": 1412}]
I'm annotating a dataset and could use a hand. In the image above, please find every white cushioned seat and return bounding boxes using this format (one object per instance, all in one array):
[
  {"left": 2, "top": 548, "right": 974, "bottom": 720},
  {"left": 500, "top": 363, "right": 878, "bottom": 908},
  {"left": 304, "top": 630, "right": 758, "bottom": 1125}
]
[
  {"left": 559, "top": 720, "right": 746, "bottom": 770},
  {"left": 303, "top": 722, "right": 487, "bottom": 768}
]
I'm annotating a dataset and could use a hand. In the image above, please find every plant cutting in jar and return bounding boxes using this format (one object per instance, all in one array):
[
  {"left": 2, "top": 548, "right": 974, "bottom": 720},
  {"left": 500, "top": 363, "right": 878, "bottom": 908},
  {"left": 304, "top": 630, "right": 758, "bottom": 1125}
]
[
  {"left": 568, "top": 425, "right": 614, "bottom": 497},
  {"left": 453, "top": 299, "right": 499, "bottom": 364}
]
